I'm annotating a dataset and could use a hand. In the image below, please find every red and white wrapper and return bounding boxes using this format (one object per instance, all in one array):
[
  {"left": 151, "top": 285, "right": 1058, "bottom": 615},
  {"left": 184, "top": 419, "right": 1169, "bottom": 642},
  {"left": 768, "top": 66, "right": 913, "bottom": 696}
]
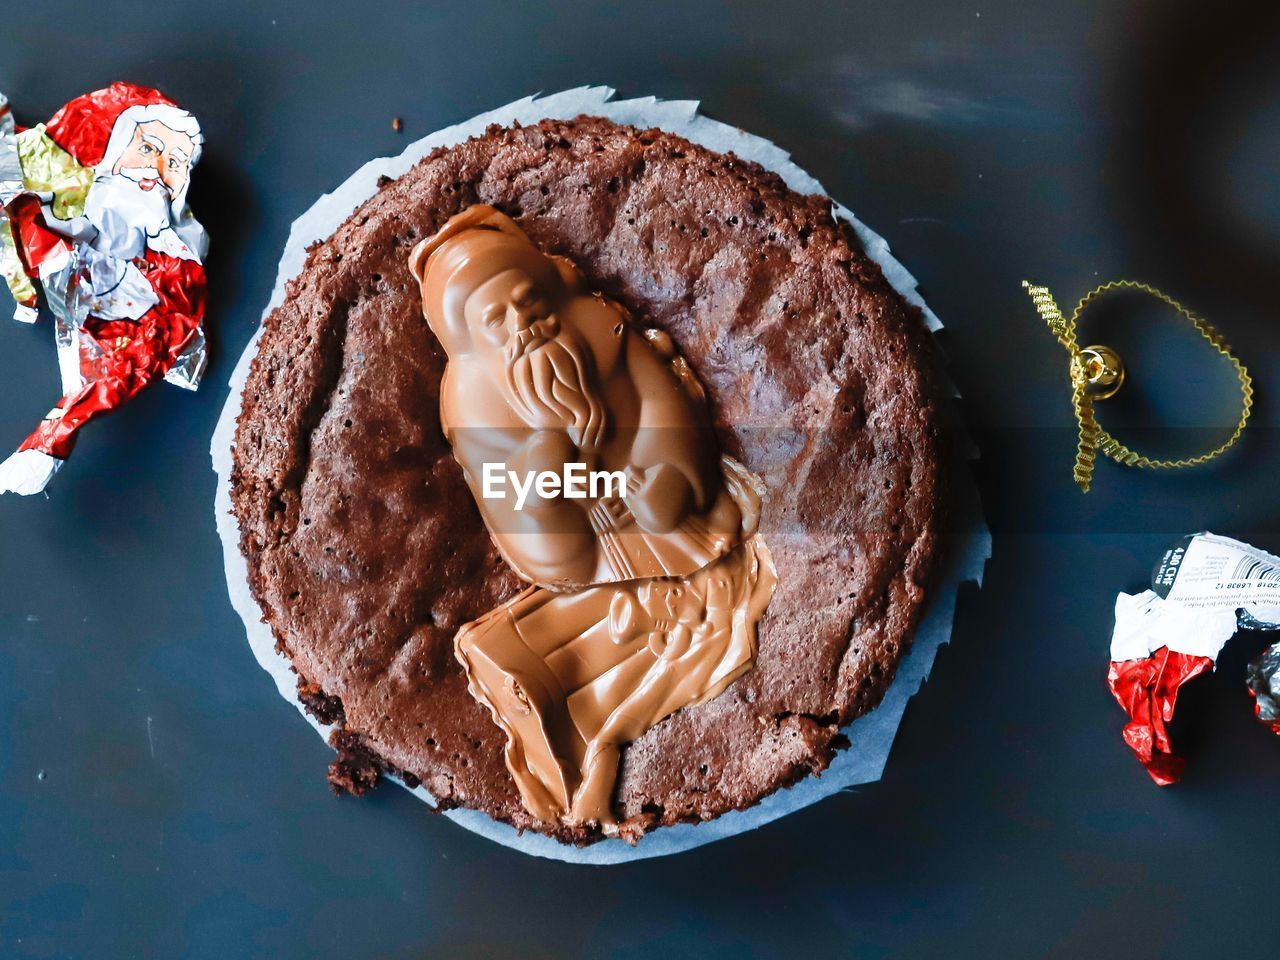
[
  {"left": 1109, "top": 532, "right": 1280, "bottom": 784},
  {"left": 0, "top": 83, "right": 207, "bottom": 495}
]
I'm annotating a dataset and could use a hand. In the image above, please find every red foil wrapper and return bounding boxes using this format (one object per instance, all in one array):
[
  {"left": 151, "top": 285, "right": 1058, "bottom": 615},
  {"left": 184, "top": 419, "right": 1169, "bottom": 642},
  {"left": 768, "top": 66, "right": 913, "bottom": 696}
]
[
  {"left": 0, "top": 82, "right": 207, "bottom": 495},
  {"left": 1107, "top": 647, "right": 1214, "bottom": 786},
  {"left": 1109, "top": 533, "right": 1280, "bottom": 785}
]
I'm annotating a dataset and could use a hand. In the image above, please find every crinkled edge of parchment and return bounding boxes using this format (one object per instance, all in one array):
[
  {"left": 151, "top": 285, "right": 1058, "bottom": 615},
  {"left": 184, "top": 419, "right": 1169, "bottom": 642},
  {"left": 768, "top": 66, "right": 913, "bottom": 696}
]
[{"left": 210, "top": 86, "right": 991, "bottom": 864}]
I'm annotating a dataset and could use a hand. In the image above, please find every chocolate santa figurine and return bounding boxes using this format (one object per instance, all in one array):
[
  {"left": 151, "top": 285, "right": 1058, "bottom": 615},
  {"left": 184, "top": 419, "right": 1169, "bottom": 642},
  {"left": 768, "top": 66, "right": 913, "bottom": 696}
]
[
  {"left": 409, "top": 204, "right": 759, "bottom": 589},
  {"left": 411, "top": 206, "right": 778, "bottom": 829}
]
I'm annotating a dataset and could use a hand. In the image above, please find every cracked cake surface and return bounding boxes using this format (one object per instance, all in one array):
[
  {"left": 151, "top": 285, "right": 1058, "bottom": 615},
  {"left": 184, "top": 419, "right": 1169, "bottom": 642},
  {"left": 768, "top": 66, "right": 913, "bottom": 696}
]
[{"left": 230, "top": 115, "right": 943, "bottom": 844}]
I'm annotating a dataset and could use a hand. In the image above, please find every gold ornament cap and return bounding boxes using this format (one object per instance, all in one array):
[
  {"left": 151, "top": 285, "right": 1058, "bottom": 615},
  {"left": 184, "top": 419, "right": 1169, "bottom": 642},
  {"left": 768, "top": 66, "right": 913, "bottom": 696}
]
[
  {"left": 1022, "top": 280, "right": 1252, "bottom": 493},
  {"left": 1078, "top": 344, "right": 1125, "bottom": 400}
]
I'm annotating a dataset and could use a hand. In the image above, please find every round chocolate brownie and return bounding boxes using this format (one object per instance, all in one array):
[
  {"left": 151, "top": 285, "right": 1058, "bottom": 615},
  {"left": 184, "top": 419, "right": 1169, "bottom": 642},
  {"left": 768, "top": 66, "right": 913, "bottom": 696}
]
[{"left": 231, "top": 115, "right": 942, "bottom": 844}]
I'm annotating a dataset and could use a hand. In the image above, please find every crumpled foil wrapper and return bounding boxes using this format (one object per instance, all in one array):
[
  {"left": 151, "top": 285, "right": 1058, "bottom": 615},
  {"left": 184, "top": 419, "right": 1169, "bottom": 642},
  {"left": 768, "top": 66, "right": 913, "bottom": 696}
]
[
  {"left": 0, "top": 82, "right": 208, "bottom": 496},
  {"left": 1110, "top": 531, "right": 1280, "bottom": 784},
  {"left": 1246, "top": 641, "right": 1280, "bottom": 734}
]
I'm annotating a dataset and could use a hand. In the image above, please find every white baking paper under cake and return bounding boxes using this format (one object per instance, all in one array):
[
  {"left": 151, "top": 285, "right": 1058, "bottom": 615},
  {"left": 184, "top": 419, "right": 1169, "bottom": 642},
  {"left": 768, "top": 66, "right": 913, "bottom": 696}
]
[{"left": 210, "top": 87, "right": 991, "bottom": 864}]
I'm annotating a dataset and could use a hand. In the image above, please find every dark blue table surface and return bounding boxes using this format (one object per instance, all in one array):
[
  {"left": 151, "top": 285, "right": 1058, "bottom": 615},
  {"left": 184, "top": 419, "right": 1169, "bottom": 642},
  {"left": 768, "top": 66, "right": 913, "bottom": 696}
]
[{"left": 3, "top": 1, "right": 1279, "bottom": 957}]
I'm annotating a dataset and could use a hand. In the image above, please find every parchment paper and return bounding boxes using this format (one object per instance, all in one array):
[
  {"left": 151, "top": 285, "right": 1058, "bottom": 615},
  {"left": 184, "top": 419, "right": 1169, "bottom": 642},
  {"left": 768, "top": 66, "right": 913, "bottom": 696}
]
[{"left": 210, "top": 87, "right": 991, "bottom": 864}]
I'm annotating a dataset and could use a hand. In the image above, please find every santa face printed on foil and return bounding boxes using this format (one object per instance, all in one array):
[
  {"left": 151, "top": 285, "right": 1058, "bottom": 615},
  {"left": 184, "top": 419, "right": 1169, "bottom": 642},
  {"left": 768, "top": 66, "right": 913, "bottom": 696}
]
[
  {"left": 0, "top": 83, "right": 208, "bottom": 496},
  {"left": 83, "top": 103, "right": 204, "bottom": 262}
]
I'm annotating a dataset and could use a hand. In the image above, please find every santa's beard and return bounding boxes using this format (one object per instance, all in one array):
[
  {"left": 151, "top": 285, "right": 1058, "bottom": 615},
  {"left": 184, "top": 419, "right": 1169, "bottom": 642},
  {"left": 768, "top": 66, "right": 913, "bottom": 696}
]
[
  {"left": 505, "top": 323, "right": 605, "bottom": 451},
  {"left": 83, "top": 173, "right": 174, "bottom": 259}
]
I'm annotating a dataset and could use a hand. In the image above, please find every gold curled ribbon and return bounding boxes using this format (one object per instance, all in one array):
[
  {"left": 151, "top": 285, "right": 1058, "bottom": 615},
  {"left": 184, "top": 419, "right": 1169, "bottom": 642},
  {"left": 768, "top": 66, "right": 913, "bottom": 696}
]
[{"left": 1021, "top": 279, "right": 1253, "bottom": 493}]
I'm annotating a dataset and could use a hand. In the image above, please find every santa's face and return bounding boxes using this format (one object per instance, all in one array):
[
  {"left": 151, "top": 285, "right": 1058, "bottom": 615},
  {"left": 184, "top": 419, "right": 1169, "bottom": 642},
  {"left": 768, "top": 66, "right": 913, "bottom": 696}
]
[
  {"left": 462, "top": 265, "right": 603, "bottom": 446},
  {"left": 111, "top": 119, "right": 194, "bottom": 198},
  {"left": 464, "top": 268, "right": 559, "bottom": 354}
]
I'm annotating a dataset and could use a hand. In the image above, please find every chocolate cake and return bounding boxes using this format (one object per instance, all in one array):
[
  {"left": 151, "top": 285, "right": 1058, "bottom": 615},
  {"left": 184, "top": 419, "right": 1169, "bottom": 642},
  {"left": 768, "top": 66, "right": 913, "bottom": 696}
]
[{"left": 231, "top": 115, "right": 943, "bottom": 844}]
